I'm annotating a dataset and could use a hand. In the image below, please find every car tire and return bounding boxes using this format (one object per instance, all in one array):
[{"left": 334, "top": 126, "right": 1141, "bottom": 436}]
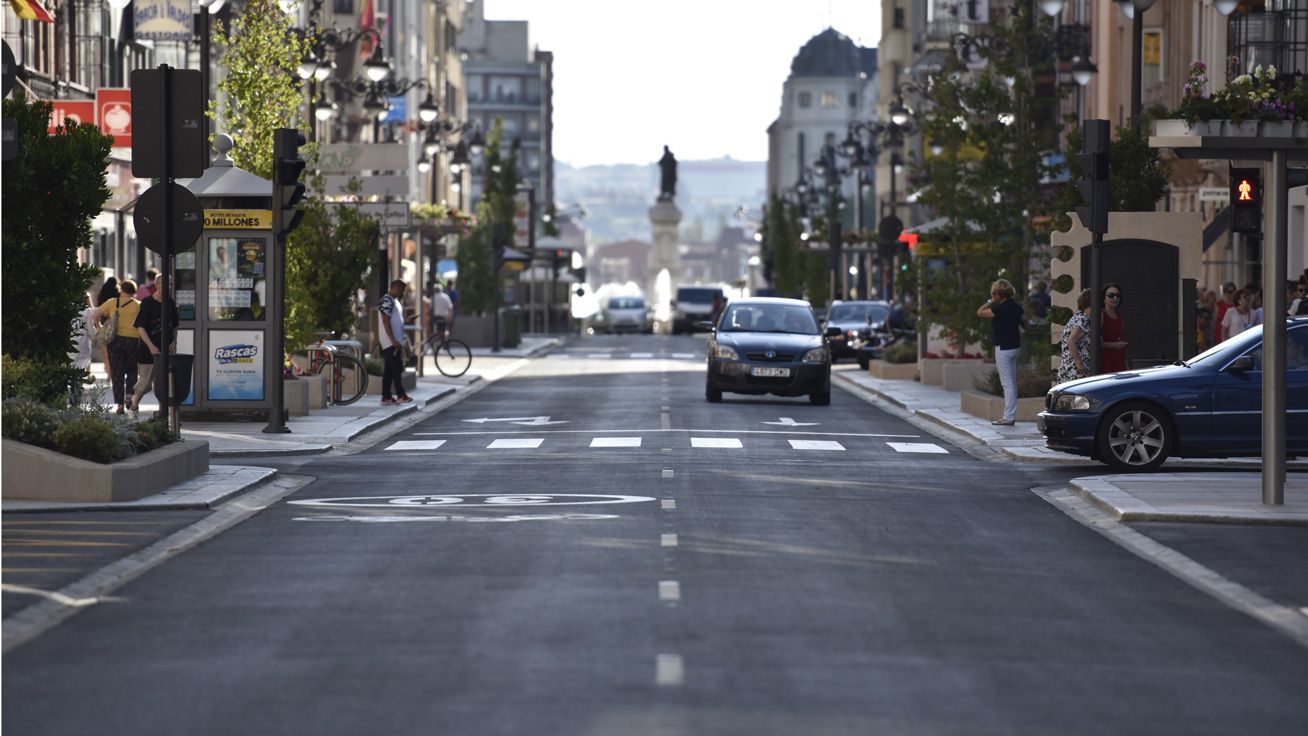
[
  {"left": 808, "top": 390, "right": 830, "bottom": 406},
  {"left": 1096, "top": 401, "right": 1173, "bottom": 472},
  {"left": 706, "top": 377, "right": 722, "bottom": 403}
]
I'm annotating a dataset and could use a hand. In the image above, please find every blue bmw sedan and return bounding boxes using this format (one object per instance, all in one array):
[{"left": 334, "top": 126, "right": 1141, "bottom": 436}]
[
  {"left": 706, "top": 297, "right": 833, "bottom": 405},
  {"left": 1037, "top": 318, "right": 1308, "bottom": 471}
]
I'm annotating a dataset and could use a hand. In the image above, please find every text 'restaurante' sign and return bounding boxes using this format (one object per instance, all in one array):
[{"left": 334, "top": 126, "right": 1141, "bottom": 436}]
[{"left": 204, "top": 210, "right": 272, "bottom": 229}]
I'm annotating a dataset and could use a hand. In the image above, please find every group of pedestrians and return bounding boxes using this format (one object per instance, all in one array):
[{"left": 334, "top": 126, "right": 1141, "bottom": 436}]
[
  {"left": 71, "top": 270, "right": 178, "bottom": 418},
  {"left": 1195, "top": 272, "right": 1308, "bottom": 351}
]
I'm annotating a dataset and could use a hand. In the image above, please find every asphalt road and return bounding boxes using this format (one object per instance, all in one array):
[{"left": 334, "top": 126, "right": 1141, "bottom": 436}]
[{"left": 6, "top": 334, "right": 1308, "bottom": 735}]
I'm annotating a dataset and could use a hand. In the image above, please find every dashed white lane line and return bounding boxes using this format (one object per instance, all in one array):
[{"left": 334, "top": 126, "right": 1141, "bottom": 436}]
[
  {"left": 590, "top": 437, "right": 642, "bottom": 448},
  {"left": 661, "top": 469, "right": 674, "bottom": 480},
  {"left": 788, "top": 439, "right": 846, "bottom": 451},
  {"left": 659, "top": 580, "right": 681, "bottom": 601},
  {"left": 630, "top": 352, "right": 655, "bottom": 358},
  {"left": 661, "top": 500, "right": 677, "bottom": 510},
  {"left": 487, "top": 438, "right": 545, "bottom": 449},
  {"left": 660, "top": 412, "right": 672, "bottom": 430},
  {"left": 691, "top": 437, "right": 743, "bottom": 449},
  {"left": 661, "top": 533, "right": 678, "bottom": 547},
  {"left": 385, "top": 440, "right": 447, "bottom": 451},
  {"left": 587, "top": 354, "right": 612, "bottom": 359},
  {"left": 671, "top": 352, "right": 696, "bottom": 359},
  {"left": 656, "top": 653, "right": 684, "bottom": 686},
  {"left": 887, "top": 442, "right": 949, "bottom": 454}
]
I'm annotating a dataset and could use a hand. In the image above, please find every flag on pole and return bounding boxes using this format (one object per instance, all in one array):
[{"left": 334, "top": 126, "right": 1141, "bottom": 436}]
[
  {"left": 8, "top": 0, "right": 55, "bottom": 22},
  {"left": 359, "top": 0, "right": 375, "bottom": 56}
]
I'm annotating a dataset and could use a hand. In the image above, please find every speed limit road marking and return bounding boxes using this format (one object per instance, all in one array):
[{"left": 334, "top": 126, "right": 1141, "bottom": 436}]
[{"left": 288, "top": 493, "right": 657, "bottom": 508}]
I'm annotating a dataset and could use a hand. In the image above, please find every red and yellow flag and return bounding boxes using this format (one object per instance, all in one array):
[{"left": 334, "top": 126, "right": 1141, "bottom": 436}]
[{"left": 8, "top": 0, "right": 55, "bottom": 23}]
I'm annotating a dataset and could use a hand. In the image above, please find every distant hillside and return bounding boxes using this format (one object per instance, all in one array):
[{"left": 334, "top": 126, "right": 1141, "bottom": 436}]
[{"left": 555, "top": 157, "right": 765, "bottom": 245}]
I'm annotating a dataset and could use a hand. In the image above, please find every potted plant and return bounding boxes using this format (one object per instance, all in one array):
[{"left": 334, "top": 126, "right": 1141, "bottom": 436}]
[{"left": 1160, "top": 58, "right": 1306, "bottom": 137}]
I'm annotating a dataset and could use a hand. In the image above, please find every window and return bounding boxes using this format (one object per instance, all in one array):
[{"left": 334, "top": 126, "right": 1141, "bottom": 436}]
[
  {"left": 894, "top": 6, "right": 905, "bottom": 29},
  {"left": 798, "top": 91, "right": 812, "bottom": 108},
  {"left": 526, "top": 115, "right": 540, "bottom": 133},
  {"left": 821, "top": 92, "right": 840, "bottom": 108},
  {"left": 1143, "top": 29, "right": 1164, "bottom": 87},
  {"left": 332, "top": 0, "right": 353, "bottom": 14}
]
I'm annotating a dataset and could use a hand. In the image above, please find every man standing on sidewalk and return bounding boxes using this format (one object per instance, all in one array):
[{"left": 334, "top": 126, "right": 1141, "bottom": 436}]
[{"left": 378, "top": 279, "right": 413, "bottom": 406}]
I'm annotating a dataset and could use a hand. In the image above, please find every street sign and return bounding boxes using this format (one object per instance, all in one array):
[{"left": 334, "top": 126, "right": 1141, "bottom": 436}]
[
  {"left": 514, "top": 190, "right": 532, "bottom": 250},
  {"left": 95, "top": 88, "right": 132, "bottom": 148},
  {"left": 133, "top": 0, "right": 194, "bottom": 41},
  {"left": 316, "top": 143, "right": 410, "bottom": 173},
  {"left": 48, "top": 100, "right": 94, "bottom": 133},
  {"left": 321, "top": 175, "right": 409, "bottom": 197},
  {"left": 331, "top": 202, "right": 411, "bottom": 229},
  {"left": 1198, "top": 186, "right": 1227, "bottom": 203},
  {"left": 130, "top": 67, "right": 206, "bottom": 179},
  {"left": 134, "top": 182, "right": 203, "bottom": 254},
  {"left": 204, "top": 209, "right": 272, "bottom": 229}
]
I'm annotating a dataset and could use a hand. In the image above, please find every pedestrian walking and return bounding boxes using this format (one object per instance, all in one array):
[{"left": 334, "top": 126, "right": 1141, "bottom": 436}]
[
  {"left": 94, "top": 277, "right": 120, "bottom": 369},
  {"left": 1057, "top": 289, "right": 1092, "bottom": 384},
  {"left": 1198, "top": 288, "right": 1219, "bottom": 346},
  {"left": 136, "top": 268, "right": 159, "bottom": 301},
  {"left": 977, "top": 279, "right": 1023, "bottom": 426},
  {"left": 1028, "top": 281, "right": 1051, "bottom": 319},
  {"left": 1289, "top": 280, "right": 1308, "bottom": 317},
  {"left": 1099, "top": 283, "right": 1128, "bottom": 373},
  {"left": 1195, "top": 307, "right": 1213, "bottom": 353},
  {"left": 1221, "top": 288, "right": 1256, "bottom": 342},
  {"left": 430, "top": 283, "right": 454, "bottom": 337},
  {"left": 131, "top": 273, "right": 179, "bottom": 419},
  {"left": 378, "top": 279, "right": 413, "bottom": 405},
  {"left": 98, "top": 279, "right": 140, "bottom": 414},
  {"left": 1215, "top": 282, "right": 1237, "bottom": 334}
]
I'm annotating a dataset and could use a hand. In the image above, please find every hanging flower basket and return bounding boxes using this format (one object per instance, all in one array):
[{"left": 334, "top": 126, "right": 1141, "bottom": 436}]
[{"left": 1163, "top": 59, "right": 1308, "bottom": 137}]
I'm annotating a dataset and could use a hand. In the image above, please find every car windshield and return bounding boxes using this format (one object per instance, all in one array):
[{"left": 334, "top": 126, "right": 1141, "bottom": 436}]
[
  {"left": 677, "top": 288, "right": 719, "bottom": 303},
  {"left": 1186, "top": 324, "right": 1267, "bottom": 368},
  {"left": 827, "top": 303, "right": 889, "bottom": 323},
  {"left": 720, "top": 304, "right": 818, "bottom": 335},
  {"left": 608, "top": 297, "right": 644, "bottom": 310}
]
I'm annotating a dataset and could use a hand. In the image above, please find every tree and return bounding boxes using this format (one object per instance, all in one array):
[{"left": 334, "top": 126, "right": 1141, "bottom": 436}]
[
  {"left": 911, "top": 7, "right": 1062, "bottom": 356},
  {"left": 456, "top": 118, "right": 520, "bottom": 315},
  {"left": 2, "top": 92, "right": 112, "bottom": 375},
  {"left": 210, "top": 0, "right": 309, "bottom": 179},
  {"left": 763, "top": 195, "right": 803, "bottom": 297}
]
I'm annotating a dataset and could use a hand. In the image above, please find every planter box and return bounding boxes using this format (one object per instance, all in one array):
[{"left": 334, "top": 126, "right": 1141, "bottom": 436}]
[
  {"left": 959, "top": 390, "right": 1045, "bottom": 422},
  {"left": 1224, "top": 120, "right": 1259, "bottom": 136},
  {"left": 942, "top": 360, "right": 993, "bottom": 392},
  {"left": 304, "top": 372, "right": 328, "bottom": 410},
  {"left": 366, "top": 370, "right": 417, "bottom": 396},
  {"left": 1153, "top": 119, "right": 1220, "bottom": 136},
  {"left": 920, "top": 358, "right": 986, "bottom": 386},
  {"left": 284, "top": 378, "right": 310, "bottom": 417},
  {"left": 2, "top": 438, "right": 209, "bottom": 503},
  {"left": 1262, "top": 121, "right": 1295, "bottom": 138},
  {"left": 867, "top": 360, "right": 918, "bottom": 381}
]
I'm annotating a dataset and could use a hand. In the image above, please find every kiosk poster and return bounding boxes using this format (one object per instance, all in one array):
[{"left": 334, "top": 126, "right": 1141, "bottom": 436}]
[
  {"left": 208, "top": 329, "right": 265, "bottom": 400},
  {"left": 208, "top": 237, "right": 266, "bottom": 320}
]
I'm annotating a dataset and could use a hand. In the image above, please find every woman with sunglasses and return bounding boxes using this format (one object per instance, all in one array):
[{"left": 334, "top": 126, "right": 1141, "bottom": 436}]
[{"left": 1099, "top": 283, "right": 1128, "bottom": 373}]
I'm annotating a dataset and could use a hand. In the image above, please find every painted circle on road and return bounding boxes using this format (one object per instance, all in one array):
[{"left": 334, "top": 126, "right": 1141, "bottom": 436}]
[{"left": 288, "top": 493, "right": 656, "bottom": 508}]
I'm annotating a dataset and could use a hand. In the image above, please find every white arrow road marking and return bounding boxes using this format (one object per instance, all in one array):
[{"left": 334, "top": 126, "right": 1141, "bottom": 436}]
[
  {"left": 463, "top": 416, "right": 568, "bottom": 426},
  {"left": 762, "top": 417, "right": 820, "bottom": 427}
]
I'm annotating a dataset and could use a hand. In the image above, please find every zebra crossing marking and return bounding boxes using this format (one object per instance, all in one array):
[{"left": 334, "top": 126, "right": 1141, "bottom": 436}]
[
  {"left": 887, "top": 442, "right": 949, "bottom": 454},
  {"left": 691, "top": 437, "right": 743, "bottom": 449},
  {"left": 385, "top": 440, "right": 447, "bottom": 451},
  {"left": 590, "top": 437, "right": 642, "bottom": 448},
  {"left": 787, "top": 439, "right": 845, "bottom": 451},
  {"left": 487, "top": 438, "right": 545, "bottom": 449}
]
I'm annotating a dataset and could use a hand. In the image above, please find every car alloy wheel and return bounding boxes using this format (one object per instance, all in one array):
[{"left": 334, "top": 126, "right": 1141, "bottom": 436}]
[{"left": 1097, "top": 402, "right": 1171, "bottom": 471}]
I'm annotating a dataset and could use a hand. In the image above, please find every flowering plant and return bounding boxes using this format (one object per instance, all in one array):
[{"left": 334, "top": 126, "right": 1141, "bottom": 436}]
[
  {"left": 283, "top": 353, "right": 303, "bottom": 379},
  {"left": 1174, "top": 58, "right": 1306, "bottom": 124}
]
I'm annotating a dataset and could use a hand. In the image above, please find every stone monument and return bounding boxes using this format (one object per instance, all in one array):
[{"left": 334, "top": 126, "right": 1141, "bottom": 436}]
[{"left": 648, "top": 145, "right": 682, "bottom": 295}]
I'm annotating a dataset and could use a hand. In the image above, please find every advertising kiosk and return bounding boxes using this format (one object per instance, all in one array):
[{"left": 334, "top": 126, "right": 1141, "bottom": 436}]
[{"left": 178, "top": 138, "right": 281, "bottom": 419}]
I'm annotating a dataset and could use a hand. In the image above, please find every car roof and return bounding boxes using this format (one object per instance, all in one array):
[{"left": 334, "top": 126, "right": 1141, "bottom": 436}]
[
  {"left": 829, "top": 300, "right": 891, "bottom": 306},
  {"left": 726, "top": 297, "right": 812, "bottom": 307}
]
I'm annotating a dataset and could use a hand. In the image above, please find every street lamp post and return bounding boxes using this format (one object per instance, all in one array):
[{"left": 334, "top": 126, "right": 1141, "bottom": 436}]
[{"left": 1114, "top": 0, "right": 1157, "bottom": 129}]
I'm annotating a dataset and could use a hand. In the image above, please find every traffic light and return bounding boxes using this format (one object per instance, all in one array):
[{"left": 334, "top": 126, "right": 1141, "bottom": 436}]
[
  {"left": 272, "top": 127, "right": 307, "bottom": 240},
  {"left": 1075, "top": 119, "right": 1109, "bottom": 235},
  {"left": 1229, "top": 166, "right": 1262, "bottom": 234}
]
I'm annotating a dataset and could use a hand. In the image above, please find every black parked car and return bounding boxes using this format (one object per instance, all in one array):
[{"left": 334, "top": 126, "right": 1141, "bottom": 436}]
[
  {"left": 705, "top": 298, "right": 834, "bottom": 405},
  {"left": 822, "top": 300, "right": 892, "bottom": 362}
]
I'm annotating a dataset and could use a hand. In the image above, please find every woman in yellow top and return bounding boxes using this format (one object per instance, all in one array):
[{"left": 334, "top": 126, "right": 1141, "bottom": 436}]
[{"left": 98, "top": 279, "right": 141, "bottom": 414}]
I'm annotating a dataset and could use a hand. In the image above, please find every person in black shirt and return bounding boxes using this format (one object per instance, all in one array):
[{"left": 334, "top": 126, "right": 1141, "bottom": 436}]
[
  {"left": 977, "top": 278, "right": 1024, "bottom": 426},
  {"left": 130, "top": 273, "right": 181, "bottom": 417}
]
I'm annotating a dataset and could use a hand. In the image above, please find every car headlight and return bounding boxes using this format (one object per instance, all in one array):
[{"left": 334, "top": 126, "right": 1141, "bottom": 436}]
[
  {"left": 713, "top": 345, "right": 739, "bottom": 360},
  {"left": 801, "top": 347, "right": 828, "bottom": 363},
  {"left": 1054, "top": 394, "right": 1092, "bottom": 411}
]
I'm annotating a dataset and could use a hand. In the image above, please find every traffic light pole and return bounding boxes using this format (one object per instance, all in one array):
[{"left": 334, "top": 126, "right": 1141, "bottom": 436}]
[
  {"left": 1263, "top": 151, "right": 1288, "bottom": 505},
  {"left": 264, "top": 128, "right": 307, "bottom": 435}
]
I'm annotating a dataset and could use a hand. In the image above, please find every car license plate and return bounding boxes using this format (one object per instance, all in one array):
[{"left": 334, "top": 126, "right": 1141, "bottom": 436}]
[{"left": 750, "top": 366, "right": 791, "bottom": 378}]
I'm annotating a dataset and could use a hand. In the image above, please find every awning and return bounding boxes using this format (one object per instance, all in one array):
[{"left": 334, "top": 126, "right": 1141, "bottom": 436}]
[{"left": 8, "top": 0, "right": 54, "bottom": 22}]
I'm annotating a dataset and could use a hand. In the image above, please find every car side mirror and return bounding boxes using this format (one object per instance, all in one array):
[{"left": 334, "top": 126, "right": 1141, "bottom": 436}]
[
  {"left": 824, "top": 326, "right": 843, "bottom": 338},
  {"left": 1227, "top": 355, "right": 1255, "bottom": 373}
]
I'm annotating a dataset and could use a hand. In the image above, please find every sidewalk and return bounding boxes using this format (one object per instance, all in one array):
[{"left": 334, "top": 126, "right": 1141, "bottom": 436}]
[
  {"left": 833, "top": 365, "right": 1308, "bottom": 525},
  {"left": 37, "top": 336, "right": 559, "bottom": 513}
]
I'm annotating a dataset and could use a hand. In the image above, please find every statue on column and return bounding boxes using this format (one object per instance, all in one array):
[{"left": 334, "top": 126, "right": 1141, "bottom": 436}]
[{"left": 658, "top": 145, "right": 677, "bottom": 202}]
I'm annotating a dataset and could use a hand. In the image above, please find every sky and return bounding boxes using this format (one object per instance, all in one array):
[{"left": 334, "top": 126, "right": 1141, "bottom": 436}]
[{"left": 482, "top": 0, "right": 882, "bottom": 167}]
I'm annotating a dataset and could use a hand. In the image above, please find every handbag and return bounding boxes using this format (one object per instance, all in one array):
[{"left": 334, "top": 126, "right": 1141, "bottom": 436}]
[{"left": 93, "top": 301, "right": 120, "bottom": 348}]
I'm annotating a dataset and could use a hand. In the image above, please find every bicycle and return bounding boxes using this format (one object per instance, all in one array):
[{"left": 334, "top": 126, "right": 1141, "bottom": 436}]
[
  {"left": 305, "top": 336, "right": 369, "bottom": 406},
  {"left": 418, "top": 319, "right": 472, "bottom": 378}
]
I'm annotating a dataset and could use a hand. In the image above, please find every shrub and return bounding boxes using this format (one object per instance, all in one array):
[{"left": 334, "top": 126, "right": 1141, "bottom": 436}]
[
  {"left": 365, "top": 357, "right": 384, "bottom": 376},
  {"left": 52, "top": 414, "right": 127, "bottom": 464},
  {"left": 131, "top": 418, "right": 173, "bottom": 453},
  {"left": 1, "top": 397, "right": 63, "bottom": 448},
  {"left": 974, "top": 365, "right": 1054, "bottom": 399},
  {"left": 2, "top": 355, "right": 87, "bottom": 404},
  {"left": 881, "top": 342, "right": 918, "bottom": 364}
]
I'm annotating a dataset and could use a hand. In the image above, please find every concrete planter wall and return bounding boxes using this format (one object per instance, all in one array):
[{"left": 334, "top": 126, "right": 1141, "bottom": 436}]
[
  {"left": 959, "top": 390, "right": 1044, "bottom": 422},
  {"left": 366, "top": 370, "right": 417, "bottom": 396},
  {"left": 2, "top": 438, "right": 209, "bottom": 503},
  {"left": 942, "top": 360, "right": 993, "bottom": 392},
  {"left": 284, "top": 378, "right": 310, "bottom": 417},
  {"left": 921, "top": 358, "right": 988, "bottom": 387},
  {"left": 867, "top": 360, "right": 918, "bottom": 381},
  {"left": 305, "top": 372, "right": 328, "bottom": 410}
]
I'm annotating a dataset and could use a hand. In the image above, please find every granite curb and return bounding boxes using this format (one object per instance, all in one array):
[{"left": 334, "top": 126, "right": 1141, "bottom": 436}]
[
  {"left": 1067, "top": 475, "right": 1308, "bottom": 525},
  {"left": 2, "top": 465, "right": 279, "bottom": 514}
]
